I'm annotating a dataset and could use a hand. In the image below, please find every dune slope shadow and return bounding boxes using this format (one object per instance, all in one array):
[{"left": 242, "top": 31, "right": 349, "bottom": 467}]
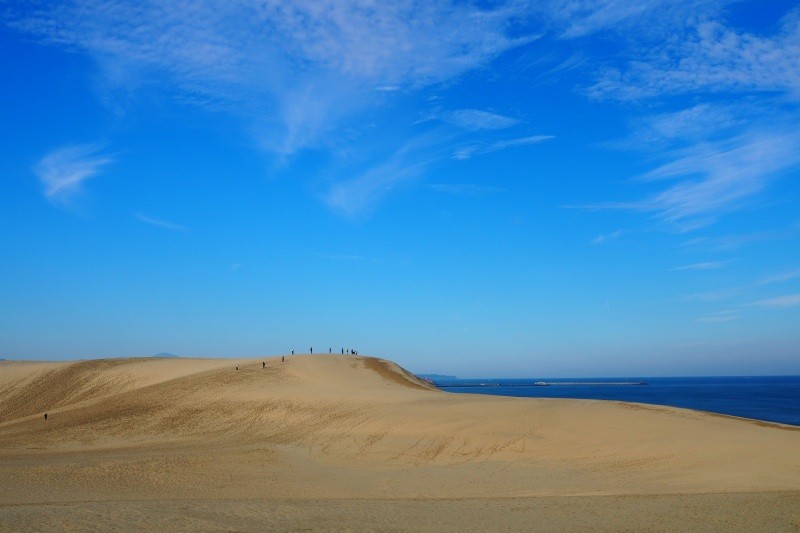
[{"left": 360, "top": 357, "right": 436, "bottom": 391}]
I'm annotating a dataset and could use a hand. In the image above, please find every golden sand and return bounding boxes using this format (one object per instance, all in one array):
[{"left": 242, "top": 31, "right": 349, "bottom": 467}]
[{"left": 1, "top": 356, "right": 798, "bottom": 531}]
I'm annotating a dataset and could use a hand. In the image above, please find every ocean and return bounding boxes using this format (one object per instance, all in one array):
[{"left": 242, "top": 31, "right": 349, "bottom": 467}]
[{"left": 434, "top": 375, "right": 800, "bottom": 427}]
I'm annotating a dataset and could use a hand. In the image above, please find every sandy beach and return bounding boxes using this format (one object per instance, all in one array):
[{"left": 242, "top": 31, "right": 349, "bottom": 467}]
[{"left": 1, "top": 355, "right": 798, "bottom": 531}]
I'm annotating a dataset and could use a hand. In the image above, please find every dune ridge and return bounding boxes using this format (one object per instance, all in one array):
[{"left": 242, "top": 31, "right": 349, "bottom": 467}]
[{"left": 1, "top": 355, "right": 799, "bottom": 530}]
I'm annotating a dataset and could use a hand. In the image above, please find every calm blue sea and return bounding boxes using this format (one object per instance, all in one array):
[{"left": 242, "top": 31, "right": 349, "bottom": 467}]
[{"left": 435, "top": 376, "right": 800, "bottom": 427}]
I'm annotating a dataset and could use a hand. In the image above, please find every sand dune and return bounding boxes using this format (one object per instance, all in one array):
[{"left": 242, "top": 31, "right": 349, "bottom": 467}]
[{"left": 1, "top": 355, "right": 798, "bottom": 531}]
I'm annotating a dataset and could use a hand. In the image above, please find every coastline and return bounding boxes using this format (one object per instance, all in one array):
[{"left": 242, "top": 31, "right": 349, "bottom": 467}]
[{"left": 433, "top": 375, "right": 800, "bottom": 427}]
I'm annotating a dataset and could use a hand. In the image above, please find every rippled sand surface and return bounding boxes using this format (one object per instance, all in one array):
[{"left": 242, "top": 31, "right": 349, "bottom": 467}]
[{"left": 2, "top": 356, "right": 798, "bottom": 531}]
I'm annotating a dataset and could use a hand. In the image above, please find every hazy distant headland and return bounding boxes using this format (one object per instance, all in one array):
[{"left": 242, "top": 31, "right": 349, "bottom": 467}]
[{"left": 416, "top": 373, "right": 458, "bottom": 380}]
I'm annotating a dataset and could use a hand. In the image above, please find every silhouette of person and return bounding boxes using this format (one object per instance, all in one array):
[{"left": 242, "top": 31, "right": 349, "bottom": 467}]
[
  {"left": 341, "top": 348, "right": 344, "bottom": 355},
  {"left": 292, "top": 350, "right": 294, "bottom": 355},
  {"left": 262, "top": 361, "right": 265, "bottom": 369},
  {"left": 329, "top": 347, "right": 331, "bottom": 354},
  {"left": 282, "top": 355, "right": 285, "bottom": 362},
  {"left": 310, "top": 347, "right": 313, "bottom": 354},
  {"left": 44, "top": 413, "right": 47, "bottom": 420}
]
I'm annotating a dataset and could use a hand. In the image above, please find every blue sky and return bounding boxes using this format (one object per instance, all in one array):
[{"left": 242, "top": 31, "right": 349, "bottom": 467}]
[{"left": 1, "top": 0, "right": 799, "bottom": 377}]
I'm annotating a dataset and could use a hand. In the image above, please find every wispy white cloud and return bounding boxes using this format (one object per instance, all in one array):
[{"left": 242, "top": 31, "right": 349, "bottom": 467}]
[
  {"left": 588, "top": 130, "right": 800, "bottom": 229},
  {"left": 682, "top": 227, "right": 800, "bottom": 251},
  {"left": 6, "top": 1, "right": 537, "bottom": 155},
  {"left": 33, "top": 144, "right": 113, "bottom": 206},
  {"left": 672, "top": 261, "right": 729, "bottom": 271},
  {"left": 6, "top": 1, "right": 553, "bottom": 217},
  {"left": 751, "top": 294, "right": 800, "bottom": 308},
  {"left": 427, "top": 183, "right": 506, "bottom": 195},
  {"left": 324, "top": 134, "right": 440, "bottom": 216},
  {"left": 443, "top": 109, "right": 520, "bottom": 131},
  {"left": 589, "top": 9, "right": 800, "bottom": 100},
  {"left": 696, "top": 310, "right": 740, "bottom": 323},
  {"left": 324, "top": 159, "right": 422, "bottom": 217},
  {"left": 639, "top": 131, "right": 800, "bottom": 226},
  {"left": 315, "top": 252, "right": 382, "bottom": 263},
  {"left": 677, "top": 287, "right": 739, "bottom": 302},
  {"left": 538, "top": 0, "right": 723, "bottom": 40},
  {"left": 133, "top": 212, "right": 189, "bottom": 232},
  {"left": 518, "top": 52, "right": 586, "bottom": 83},
  {"left": 620, "top": 104, "right": 743, "bottom": 149},
  {"left": 590, "top": 230, "right": 623, "bottom": 245},
  {"left": 453, "top": 135, "right": 554, "bottom": 160},
  {"left": 566, "top": 4, "right": 800, "bottom": 232},
  {"left": 759, "top": 269, "right": 800, "bottom": 285},
  {"left": 13, "top": 1, "right": 799, "bottom": 224}
]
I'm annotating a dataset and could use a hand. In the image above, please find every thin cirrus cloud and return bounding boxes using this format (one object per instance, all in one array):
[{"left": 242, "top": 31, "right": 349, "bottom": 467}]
[
  {"left": 677, "top": 287, "right": 739, "bottom": 303},
  {"left": 325, "top": 128, "right": 530, "bottom": 214},
  {"left": 7, "top": 1, "right": 545, "bottom": 216},
  {"left": 427, "top": 183, "right": 506, "bottom": 195},
  {"left": 682, "top": 227, "right": 800, "bottom": 252},
  {"left": 453, "top": 135, "right": 554, "bottom": 160},
  {"left": 442, "top": 109, "right": 520, "bottom": 131},
  {"left": 671, "top": 261, "right": 729, "bottom": 271},
  {"left": 315, "top": 252, "right": 382, "bottom": 264},
  {"left": 5, "top": 1, "right": 537, "bottom": 155},
  {"left": 751, "top": 294, "right": 800, "bottom": 308},
  {"left": 10, "top": 1, "right": 799, "bottom": 222},
  {"left": 589, "top": 14, "right": 800, "bottom": 100},
  {"left": 624, "top": 104, "right": 742, "bottom": 148},
  {"left": 324, "top": 135, "right": 435, "bottom": 217},
  {"left": 590, "top": 230, "right": 623, "bottom": 245},
  {"left": 538, "top": 0, "right": 725, "bottom": 39},
  {"left": 589, "top": 130, "right": 800, "bottom": 229},
  {"left": 583, "top": 4, "right": 800, "bottom": 232},
  {"left": 759, "top": 269, "right": 800, "bottom": 285},
  {"left": 696, "top": 310, "right": 740, "bottom": 323},
  {"left": 639, "top": 131, "right": 800, "bottom": 226},
  {"left": 133, "top": 212, "right": 190, "bottom": 233},
  {"left": 33, "top": 144, "right": 113, "bottom": 206}
]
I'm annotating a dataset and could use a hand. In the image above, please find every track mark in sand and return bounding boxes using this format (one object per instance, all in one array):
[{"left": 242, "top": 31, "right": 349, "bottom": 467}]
[
  {"left": 391, "top": 436, "right": 426, "bottom": 462},
  {"left": 355, "top": 424, "right": 396, "bottom": 456},
  {"left": 392, "top": 434, "right": 456, "bottom": 463},
  {"left": 423, "top": 438, "right": 450, "bottom": 461}
]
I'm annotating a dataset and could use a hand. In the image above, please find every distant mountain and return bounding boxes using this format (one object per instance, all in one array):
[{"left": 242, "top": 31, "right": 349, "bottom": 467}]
[
  {"left": 417, "top": 373, "right": 457, "bottom": 380},
  {"left": 152, "top": 353, "right": 179, "bottom": 358}
]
